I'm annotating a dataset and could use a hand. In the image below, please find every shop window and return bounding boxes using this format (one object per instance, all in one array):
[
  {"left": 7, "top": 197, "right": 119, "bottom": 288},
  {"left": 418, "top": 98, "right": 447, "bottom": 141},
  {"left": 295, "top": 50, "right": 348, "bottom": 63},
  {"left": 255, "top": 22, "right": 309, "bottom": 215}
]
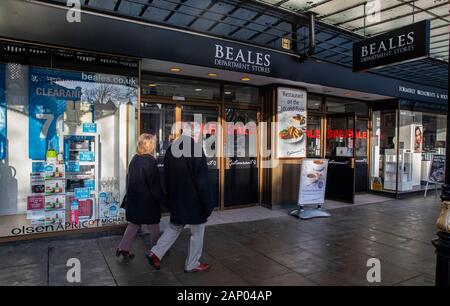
[
  {"left": 307, "top": 94, "right": 322, "bottom": 111},
  {"left": 326, "top": 97, "right": 368, "bottom": 115},
  {"left": 370, "top": 110, "right": 398, "bottom": 193},
  {"left": 397, "top": 110, "right": 446, "bottom": 193},
  {"left": 140, "top": 103, "right": 175, "bottom": 158},
  {"left": 224, "top": 84, "right": 259, "bottom": 104},
  {"left": 0, "top": 63, "right": 138, "bottom": 238},
  {"left": 142, "top": 75, "right": 221, "bottom": 101},
  {"left": 307, "top": 114, "right": 321, "bottom": 157}
]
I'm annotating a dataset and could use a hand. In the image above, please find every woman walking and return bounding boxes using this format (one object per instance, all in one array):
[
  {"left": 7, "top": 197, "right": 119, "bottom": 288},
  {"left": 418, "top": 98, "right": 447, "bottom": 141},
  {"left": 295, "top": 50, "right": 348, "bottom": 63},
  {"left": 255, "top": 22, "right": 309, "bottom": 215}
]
[{"left": 116, "top": 133, "right": 163, "bottom": 260}]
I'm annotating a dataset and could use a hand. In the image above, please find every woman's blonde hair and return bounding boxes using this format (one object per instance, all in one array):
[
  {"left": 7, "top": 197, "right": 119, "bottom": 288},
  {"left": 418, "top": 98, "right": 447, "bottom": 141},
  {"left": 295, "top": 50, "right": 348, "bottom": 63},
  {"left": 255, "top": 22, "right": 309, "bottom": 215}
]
[{"left": 136, "top": 133, "right": 157, "bottom": 156}]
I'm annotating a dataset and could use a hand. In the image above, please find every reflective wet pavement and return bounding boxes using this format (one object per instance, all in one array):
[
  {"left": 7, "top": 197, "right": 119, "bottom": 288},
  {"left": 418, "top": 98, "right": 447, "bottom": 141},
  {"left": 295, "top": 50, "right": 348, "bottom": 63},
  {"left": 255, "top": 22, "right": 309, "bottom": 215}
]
[{"left": 0, "top": 195, "right": 440, "bottom": 286}]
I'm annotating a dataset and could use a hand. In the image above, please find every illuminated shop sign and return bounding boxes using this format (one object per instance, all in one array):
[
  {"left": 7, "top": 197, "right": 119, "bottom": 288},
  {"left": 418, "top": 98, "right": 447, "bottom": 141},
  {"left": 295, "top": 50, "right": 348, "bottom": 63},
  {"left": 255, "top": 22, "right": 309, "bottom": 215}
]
[
  {"left": 306, "top": 129, "right": 368, "bottom": 139},
  {"left": 353, "top": 20, "right": 430, "bottom": 72}
]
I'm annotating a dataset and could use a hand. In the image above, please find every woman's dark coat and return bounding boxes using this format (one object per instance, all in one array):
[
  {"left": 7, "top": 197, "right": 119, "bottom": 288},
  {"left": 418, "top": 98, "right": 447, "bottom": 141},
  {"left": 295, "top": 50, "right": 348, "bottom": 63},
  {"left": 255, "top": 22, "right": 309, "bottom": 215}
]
[
  {"left": 125, "top": 154, "right": 163, "bottom": 225},
  {"left": 164, "top": 135, "right": 214, "bottom": 225}
]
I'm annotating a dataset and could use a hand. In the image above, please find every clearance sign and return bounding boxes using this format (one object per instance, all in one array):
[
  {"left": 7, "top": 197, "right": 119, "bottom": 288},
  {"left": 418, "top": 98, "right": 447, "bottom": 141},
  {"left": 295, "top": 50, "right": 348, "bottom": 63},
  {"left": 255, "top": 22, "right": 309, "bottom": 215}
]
[{"left": 353, "top": 20, "right": 430, "bottom": 72}]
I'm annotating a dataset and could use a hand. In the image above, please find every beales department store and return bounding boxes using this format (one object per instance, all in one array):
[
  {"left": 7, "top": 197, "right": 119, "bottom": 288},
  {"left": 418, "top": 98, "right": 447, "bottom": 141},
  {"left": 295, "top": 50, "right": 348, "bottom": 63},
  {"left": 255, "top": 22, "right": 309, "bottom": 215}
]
[{"left": 0, "top": 0, "right": 447, "bottom": 241}]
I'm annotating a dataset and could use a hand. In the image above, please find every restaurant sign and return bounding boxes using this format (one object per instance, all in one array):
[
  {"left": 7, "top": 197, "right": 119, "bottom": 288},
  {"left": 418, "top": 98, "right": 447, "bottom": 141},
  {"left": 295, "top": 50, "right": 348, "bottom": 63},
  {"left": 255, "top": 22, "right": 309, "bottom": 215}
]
[{"left": 353, "top": 20, "right": 430, "bottom": 72}]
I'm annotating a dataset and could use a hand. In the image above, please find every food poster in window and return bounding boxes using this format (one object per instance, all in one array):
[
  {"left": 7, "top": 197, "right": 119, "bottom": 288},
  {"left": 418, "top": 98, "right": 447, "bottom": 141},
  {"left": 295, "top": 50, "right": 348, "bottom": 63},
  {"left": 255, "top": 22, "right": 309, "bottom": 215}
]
[{"left": 276, "top": 87, "right": 307, "bottom": 158}]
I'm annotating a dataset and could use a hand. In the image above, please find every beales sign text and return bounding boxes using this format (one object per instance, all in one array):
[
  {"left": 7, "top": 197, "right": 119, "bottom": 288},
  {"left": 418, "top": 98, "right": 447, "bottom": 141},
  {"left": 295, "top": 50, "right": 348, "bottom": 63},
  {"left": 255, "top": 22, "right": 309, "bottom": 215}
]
[
  {"left": 353, "top": 20, "right": 430, "bottom": 72},
  {"left": 214, "top": 44, "right": 271, "bottom": 74}
]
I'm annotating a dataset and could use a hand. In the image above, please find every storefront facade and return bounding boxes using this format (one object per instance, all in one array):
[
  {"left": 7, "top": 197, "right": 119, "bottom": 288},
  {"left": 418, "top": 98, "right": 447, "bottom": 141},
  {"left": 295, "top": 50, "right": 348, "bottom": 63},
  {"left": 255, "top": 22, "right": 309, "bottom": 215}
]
[{"left": 0, "top": 0, "right": 447, "bottom": 241}]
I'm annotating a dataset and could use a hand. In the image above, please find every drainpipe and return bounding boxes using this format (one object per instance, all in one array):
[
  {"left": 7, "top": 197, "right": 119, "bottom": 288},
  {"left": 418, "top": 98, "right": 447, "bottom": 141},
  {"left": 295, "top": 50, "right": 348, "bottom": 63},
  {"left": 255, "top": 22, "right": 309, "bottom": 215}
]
[{"left": 299, "top": 12, "right": 317, "bottom": 63}]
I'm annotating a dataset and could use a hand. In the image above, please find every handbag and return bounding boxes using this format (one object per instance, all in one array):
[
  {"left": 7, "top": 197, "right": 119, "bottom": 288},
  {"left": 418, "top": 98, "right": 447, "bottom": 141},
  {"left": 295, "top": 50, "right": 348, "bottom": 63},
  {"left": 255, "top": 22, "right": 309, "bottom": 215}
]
[
  {"left": 121, "top": 195, "right": 127, "bottom": 209},
  {"left": 121, "top": 174, "right": 129, "bottom": 209}
]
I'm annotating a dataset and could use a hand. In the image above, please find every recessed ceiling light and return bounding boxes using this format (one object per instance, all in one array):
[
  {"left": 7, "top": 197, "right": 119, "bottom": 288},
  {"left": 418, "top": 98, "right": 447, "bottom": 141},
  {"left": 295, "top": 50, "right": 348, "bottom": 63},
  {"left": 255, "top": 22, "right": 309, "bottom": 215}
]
[
  {"left": 208, "top": 73, "right": 218, "bottom": 77},
  {"left": 195, "top": 88, "right": 203, "bottom": 92},
  {"left": 148, "top": 83, "right": 157, "bottom": 87},
  {"left": 241, "top": 77, "right": 251, "bottom": 81},
  {"left": 225, "top": 91, "right": 232, "bottom": 95},
  {"left": 170, "top": 67, "right": 182, "bottom": 72},
  {"left": 314, "top": 103, "right": 320, "bottom": 106}
]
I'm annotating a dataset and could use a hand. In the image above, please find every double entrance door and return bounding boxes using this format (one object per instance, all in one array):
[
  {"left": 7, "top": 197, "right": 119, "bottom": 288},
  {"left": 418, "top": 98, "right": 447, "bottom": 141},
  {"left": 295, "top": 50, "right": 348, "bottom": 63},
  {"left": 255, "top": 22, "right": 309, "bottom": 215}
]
[
  {"left": 325, "top": 113, "right": 369, "bottom": 203},
  {"left": 139, "top": 100, "right": 259, "bottom": 210}
]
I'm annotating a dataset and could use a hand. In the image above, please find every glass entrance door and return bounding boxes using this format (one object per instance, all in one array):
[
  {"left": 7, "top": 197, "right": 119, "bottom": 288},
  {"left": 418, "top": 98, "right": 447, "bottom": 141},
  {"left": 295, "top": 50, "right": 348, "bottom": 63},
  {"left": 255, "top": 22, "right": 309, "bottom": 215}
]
[
  {"left": 224, "top": 108, "right": 258, "bottom": 207},
  {"left": 325, "top": 113, "right": 356, "bottom": 203},
  {"left": 181, "top": 105, "right": 221, "bottom": 208},
  {"left": 355, "top": 117, "right": 369, "bottom": 193}
]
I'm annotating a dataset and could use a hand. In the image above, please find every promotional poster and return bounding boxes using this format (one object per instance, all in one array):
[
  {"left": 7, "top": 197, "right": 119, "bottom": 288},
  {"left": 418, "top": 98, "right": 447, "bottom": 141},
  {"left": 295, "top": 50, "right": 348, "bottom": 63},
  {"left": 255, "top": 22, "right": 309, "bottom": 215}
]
[
  {"left": 429, "top": 155, "right": 445, "bottom": 184},
  {"left": 276, "top": 87, "right": 307, "bottom": 158},
  {"left": 298, "top": 159, "right": 329, "bottom": 205}
]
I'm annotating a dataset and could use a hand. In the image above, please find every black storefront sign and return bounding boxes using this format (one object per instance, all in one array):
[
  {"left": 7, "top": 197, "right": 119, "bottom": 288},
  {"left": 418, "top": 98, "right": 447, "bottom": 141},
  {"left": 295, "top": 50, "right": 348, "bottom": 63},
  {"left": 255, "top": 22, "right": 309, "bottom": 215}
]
[
  {"left": 325, "top": 157, "right": 354, "bottom": 203},
  {"left": 353, "top": 20, "right": 430, "bottom": 72},
  {"left": 0, "top": 0, "right": 446, "bottom": 105}
]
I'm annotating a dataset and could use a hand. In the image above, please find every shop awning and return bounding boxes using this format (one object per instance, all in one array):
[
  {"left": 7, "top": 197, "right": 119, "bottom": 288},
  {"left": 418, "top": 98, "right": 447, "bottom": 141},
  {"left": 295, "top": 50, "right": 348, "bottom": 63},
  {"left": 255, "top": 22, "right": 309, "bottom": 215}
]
[{"left": 34, "top": 0, "right": 448, "bottom": 90}]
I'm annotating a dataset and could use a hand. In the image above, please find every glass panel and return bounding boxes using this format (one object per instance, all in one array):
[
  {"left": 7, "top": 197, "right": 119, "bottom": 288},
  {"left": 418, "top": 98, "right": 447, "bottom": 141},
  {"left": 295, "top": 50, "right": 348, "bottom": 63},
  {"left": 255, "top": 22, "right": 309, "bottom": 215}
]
[
  {"left": 224, "top": 108, "right": 258, "bottom": 207},
  {"left": 141, "top": 75, "right": 221, "bottom": 101},
  {"left": 326, "top": 97, "right": 368, "bottom": 115},
  {"left": 355, "top": 118, "right": 368, "bottom": 157},
  {"left": 307, "top": 114, "right": 321, "bottom": 157},
  {"left": 0, "top": 63, "right": 138, "bottom": 238},
  {"left": 370, "top": 110, "right": 398, "bottom": 193},
  {"left": 140, "top": 103, "right": 175, "bottom": 158},
  {"left": 326, "top": 115, "right": 354, "bottom": 157},
  {"left": 181, "top": 105, "right": 220, "bottom": 207},
  {"left": 398, "top": 110, "right": 447, "bottom": 193},
  {"left": 307, "top": 94, "right": 322, "bottom": 111},
  {"left": 224, "top": 84, "right": 259, "bottom": 104}
]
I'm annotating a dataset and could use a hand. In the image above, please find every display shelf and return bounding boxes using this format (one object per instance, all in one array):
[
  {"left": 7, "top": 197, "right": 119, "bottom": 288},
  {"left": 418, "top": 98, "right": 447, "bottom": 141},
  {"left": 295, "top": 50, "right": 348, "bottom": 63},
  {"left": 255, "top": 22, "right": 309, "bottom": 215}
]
[{"left": 383, "top": 149, "right": 413, "bottom": 191}]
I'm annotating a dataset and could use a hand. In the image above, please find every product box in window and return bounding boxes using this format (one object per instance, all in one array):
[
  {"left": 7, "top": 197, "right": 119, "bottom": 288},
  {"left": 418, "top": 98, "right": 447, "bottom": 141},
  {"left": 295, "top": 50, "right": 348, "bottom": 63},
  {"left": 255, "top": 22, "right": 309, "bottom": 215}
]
[
  {"left": 45, "top": 195, "right": 66, "bottom": 210},
  {"left": 44, "top": 164, "right": 65, "bottom": 180},
  {"left": 45, "top": 179, "right": 65, "bottom": 195},
  {"left": 98, "top": 191, "right": 120, "bottom": 219},
  {"left": 27, "top": 210, "right": 46, "bottom": 226},
  {"left": 68, "top": 196, "right": 94, "bottom": 220},
  {"left": 27, "top": 195, "right": 45, "bottom": 211},
  {"left": 30, "top": 173, "right": 45, "bottom": 194},
  {"left": 45, "top": 210, "right": 66, "bottom": 226}
]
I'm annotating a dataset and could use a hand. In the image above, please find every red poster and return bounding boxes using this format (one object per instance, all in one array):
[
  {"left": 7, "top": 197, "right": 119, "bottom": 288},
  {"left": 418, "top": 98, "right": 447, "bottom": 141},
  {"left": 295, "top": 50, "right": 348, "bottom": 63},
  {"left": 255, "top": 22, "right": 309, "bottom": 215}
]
[
  {"left": 69, "top": 197, "right": 93, "bottom": 219},
  {"left": 27, "top": 196, "right": 45, "bottom": 210}
]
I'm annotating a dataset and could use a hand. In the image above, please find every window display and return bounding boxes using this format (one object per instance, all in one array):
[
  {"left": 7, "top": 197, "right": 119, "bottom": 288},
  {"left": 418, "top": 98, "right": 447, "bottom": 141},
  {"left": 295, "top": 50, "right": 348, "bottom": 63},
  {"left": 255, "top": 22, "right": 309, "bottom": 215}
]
[
  {"left": 371, "top": 108, "right": 446, "bottom": 194},
  {"left": 370, "top": 110, "right": 398, "bottom": 192},
  {"left": 0, "top": 63, "right": 138, "bottom": 238},
  {"left": 399, "top": 110, "right": 446, "bottom": 192}
]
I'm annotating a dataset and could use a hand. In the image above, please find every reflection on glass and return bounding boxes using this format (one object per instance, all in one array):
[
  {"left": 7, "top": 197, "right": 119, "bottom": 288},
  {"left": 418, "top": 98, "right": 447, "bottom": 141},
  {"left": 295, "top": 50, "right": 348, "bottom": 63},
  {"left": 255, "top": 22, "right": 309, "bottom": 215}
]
[
  {"left": 398, "top": 110, "right": 447, "bottom": 192},
  {"left": 224, "top": 108, "right": 258, "bottom": 207},
  {"left": 370, "top": 110, "right": 397, "bottom": 193},
  {"left": 141, "top": 75, "right": 221, "bottom": 101},
  {"left": 140, "top": 103, "right": 175, "bottom": 158},
  {"left": 355, "top": 118, "right": 368, "bottom": 157},
  {"left": 307, "top": 114, "right": 321, "bottom": 157},
  {"left": 224, "top": 85, "right": 259, "bottom": 104},
  {"left": 326, "top": 116, "right": 354, "bottom": 157}
]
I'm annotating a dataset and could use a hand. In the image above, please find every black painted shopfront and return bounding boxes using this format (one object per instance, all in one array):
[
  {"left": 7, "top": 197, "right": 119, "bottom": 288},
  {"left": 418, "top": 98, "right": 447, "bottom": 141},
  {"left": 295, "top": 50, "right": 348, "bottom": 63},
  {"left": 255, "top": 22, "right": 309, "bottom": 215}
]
[{"left": 0, "top": 0, "right": 447, "bottom": 241}]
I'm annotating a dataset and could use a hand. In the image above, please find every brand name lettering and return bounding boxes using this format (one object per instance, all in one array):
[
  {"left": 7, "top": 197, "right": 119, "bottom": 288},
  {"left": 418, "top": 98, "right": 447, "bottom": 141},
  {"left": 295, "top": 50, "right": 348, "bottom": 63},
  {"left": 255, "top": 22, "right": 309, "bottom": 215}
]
[
  {"left": 360, "top": 32, "right": 415, "bottom": 63},
  {"left": 214, "top": 44, "right": 271, "bottom": 73}
]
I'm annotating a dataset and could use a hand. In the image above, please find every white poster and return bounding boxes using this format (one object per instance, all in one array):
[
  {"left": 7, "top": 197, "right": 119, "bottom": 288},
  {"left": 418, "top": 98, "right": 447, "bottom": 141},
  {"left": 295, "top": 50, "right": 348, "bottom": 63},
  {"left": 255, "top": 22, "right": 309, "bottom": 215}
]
[
  {"left": 298, "top": 159, "right": 329, "bottom": 205},
  {"left": 277, "top": 87, "right": 307, "bottom": 158}
]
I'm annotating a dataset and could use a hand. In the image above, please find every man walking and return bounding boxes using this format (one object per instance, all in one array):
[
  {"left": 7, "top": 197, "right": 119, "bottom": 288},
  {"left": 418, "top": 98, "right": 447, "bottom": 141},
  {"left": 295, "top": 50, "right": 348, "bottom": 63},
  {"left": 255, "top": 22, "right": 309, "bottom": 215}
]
[{"left": 146, "top": 132, "right": 215, "bottom": 273}]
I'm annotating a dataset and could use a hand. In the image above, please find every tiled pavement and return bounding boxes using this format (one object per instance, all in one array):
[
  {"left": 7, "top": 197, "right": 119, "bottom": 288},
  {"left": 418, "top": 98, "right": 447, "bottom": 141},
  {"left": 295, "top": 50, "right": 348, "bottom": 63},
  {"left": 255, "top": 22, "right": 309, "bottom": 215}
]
[{"left": 0, "top": 195, "right": 441, "bottom": 286}]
